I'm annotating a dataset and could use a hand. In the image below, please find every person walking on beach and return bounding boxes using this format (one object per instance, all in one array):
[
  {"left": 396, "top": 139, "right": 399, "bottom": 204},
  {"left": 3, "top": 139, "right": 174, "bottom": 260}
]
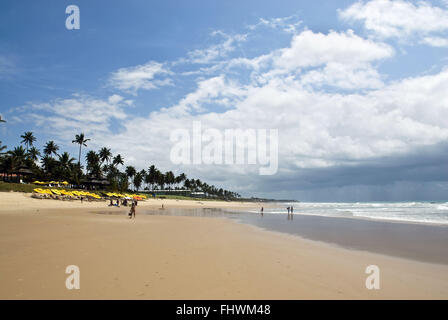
[
  {"left": 129, "top": 201, "right": 136, "bottom": 219},
  {"left": 261, "top": 207, "right": 264, "bottom": 217},
  {"left": 287, "top": 206, "right": 290, "bottom": 220}
]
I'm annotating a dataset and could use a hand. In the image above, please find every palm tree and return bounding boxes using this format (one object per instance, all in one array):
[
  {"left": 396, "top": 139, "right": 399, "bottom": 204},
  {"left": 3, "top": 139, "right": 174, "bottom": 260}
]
[
  {"left": 156, "top": 169, "right": 165, "bottom": 190},
  {"left": 85, "top": 150, "right": 101, "bottom": 177},
  {"left": 28, "top": 147, "right": 41, "bottom": 162},
  {"left": 58, "top": 152, "right": 75, "bottom": 169},
  {"left": 112, "top": 154, "right": 124, "bottom": 167},
  {"left": 125, "top": 166, "right": 136, "bottom": 190},
  {"left": 175, "top": 173, "right": 187, "bottom": 189},
  {"left": 183, "top": 178, "right": 191, "bottom": 190},
  {"left": 0, "top": 141, "right": 7, "bottom": 156},
  {"left": 165, "top": 171, "right": 175, "bottom": 190},
  {"left": 147, "top": 165, "right": 157, "bottom": 190},
  {"left": 57, "top": 152, "right": 76, "bottom": 181},
  {"left": 139, "top": 169, "right": 146, "bottom": 181},
  {"left": 99, "top": 147, "right": 112, "bottom": 165},
  {"left": 72, "top": 133, "right": 90, "bottom": 165},
  {"left": 144, "top": 170, "right": 151, "bottom": 190},
  {"left": 133, "top": 171, "right": 144, "bottom": 191},
  {"left": 8, "top": 146, "right": 27, "bottom": 166},
  {"left": 43, "top": 141, "right": 59, "bottom": 158},
  {"left": 40, "top": 155, "right": 57, "bottom": 179},
  {"left": 20, "top": 131, "right": 36, "bottom": 152},
  {"left": 118, "top": 172, "right": 129, "bottom": 192}
]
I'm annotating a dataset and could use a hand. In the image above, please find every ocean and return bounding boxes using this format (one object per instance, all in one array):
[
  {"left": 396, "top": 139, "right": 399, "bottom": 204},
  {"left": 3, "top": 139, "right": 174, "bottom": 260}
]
[{"left": 249, "top": 202, "right": 448, "bottom": 226}]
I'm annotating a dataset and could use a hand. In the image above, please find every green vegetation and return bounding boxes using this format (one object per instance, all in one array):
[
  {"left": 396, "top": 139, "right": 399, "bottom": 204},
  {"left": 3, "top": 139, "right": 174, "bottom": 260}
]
[
  {"left": 0, "top": 181, "right": 38, "bottom": 193},
  {"left": 153, "top": 194, "right": 226, "bottom": 201},
  {"left": 0, "top": 132, "right": 241, "bottom": 200}
]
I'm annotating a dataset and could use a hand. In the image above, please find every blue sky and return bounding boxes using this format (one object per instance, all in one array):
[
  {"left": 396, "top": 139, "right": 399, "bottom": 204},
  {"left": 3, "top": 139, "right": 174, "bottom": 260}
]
[{"left": 1, "top": 0, "right": 448, "bottom": 201}]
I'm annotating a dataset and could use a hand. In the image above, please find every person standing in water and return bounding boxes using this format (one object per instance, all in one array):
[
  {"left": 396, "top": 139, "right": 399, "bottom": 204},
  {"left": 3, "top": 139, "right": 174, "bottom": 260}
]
[{"left": 261, "top": 207, "right": 264, "bottom": 217}]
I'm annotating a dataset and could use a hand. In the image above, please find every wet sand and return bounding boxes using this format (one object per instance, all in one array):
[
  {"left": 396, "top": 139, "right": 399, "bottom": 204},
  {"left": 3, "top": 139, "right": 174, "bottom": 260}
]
[{"left": 233, "top": 213, "right": 448, "bottom": 265}]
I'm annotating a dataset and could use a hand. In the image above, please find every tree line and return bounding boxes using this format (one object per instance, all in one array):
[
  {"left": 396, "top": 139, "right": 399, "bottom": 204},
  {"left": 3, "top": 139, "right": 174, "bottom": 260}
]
[{"left": 0, "top": 132, "right": 241, "bottom": 199}]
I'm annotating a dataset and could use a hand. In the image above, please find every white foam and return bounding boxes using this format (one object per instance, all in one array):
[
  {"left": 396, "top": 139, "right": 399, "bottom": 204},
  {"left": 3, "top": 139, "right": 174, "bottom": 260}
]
[{"left": 264, "top": 202, "right": 448, "bottom": 225}]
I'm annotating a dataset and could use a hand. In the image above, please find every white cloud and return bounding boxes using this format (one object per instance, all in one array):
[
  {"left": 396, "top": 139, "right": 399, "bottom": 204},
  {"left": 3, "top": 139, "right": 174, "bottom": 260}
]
[
  {"left": 166, "top": 76, "right": 247, "bottom": 115},
  {"left": 339, "top": 0, "right": 448, "bottom": 43},
  {"left": 108, "top": 61, "right": 172, "bottom": 93},
  {"left": 422, "top": 36, "right": 448, "bottom": 47},
  {"left": 19, "top": 94, "right": 132, "bottom": 142},
  {"left": 186, "top": 31, "right": 247, "bottom": 64},
  {"left": 248, "top": 15, "right": 302, "bottom": 34},
  {"left": 300, "top": 62, "right": 384, "bottom": 89},
  {"left": 274, "top": 29, "right": 394, "bottom": 70},
  {"left": 243, "top": 29, "right": 393, "bottom": 90}
]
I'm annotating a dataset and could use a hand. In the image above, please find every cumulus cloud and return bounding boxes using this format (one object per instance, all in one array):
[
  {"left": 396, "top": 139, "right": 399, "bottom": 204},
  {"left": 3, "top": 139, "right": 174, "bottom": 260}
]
[
  {"left": 108, "top": 61, "right": 172, "bottom": 94},
  {"left": 275, "top": 30, "right": 394, "bottom": 70},
  {"left": 16, "top": 94, "right": 132, "bottom": 142},
  {"left": 339, "top": 0, "right": 448, "bottom": 44},
  {"left": 422, "top": 36, "right": 448, "bottom": 47},
  {"left": 12, "top": 12, "right": 448, "bottom": 200}
]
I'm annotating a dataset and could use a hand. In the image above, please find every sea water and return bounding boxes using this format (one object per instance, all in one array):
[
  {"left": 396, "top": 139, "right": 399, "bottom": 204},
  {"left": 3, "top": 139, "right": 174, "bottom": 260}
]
[{"left": 248, "top": 202, "right": 448, "bottom": 225}]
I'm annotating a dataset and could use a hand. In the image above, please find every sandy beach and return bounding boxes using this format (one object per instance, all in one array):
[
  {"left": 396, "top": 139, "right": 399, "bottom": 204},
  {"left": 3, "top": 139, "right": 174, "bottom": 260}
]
[{"left": 0, "top": 192, "right": 447, "bottom": 299}]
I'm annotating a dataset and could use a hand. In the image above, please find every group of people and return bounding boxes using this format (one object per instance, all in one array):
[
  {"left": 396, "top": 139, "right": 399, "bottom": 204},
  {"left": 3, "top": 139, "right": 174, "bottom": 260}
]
[
  {"left": 287, "top": 206, "right": 294, "bottom": 220},
  {"left": 108, "top": 198, "right": 138, "bottom": 219},
  {"left": 259, "top": 205, "right": 295, "bottom": 220}
]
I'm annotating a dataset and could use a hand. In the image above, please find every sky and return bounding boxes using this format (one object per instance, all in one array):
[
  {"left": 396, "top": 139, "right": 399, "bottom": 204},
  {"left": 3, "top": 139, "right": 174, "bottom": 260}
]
[{"left": 1, "top": 0, "right": 448, "bottom": 201}]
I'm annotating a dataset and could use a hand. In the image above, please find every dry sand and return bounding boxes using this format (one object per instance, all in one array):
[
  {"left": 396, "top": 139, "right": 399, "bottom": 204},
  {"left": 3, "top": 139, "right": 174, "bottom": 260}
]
[{"left": 0, "top": 192, "right": 447, "bottom": 299}]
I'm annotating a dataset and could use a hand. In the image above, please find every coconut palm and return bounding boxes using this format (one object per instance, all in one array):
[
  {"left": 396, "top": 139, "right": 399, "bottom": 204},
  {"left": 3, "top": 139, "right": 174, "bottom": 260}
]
[
  {"left": 7, "top": 146, "right": 27, "bottom": 168},
  {"left": 72, "top": 133, "right": 90, "bottom": 165},
  {"left": 175, "top": 173, "right": 187, "bottom": 188},
  {"left": 20, "top": 131, "right": 36, "bottom": 152},
  {"left": 58, "top": 152, "right": 75, "bottom": 169},
  {"left": 112, "top": 154, "right": 124, "bottom": 167},
  {"left": 99, "top": 147, "right": 112, "bottom": 165},
  {"left": 146, "top": 165, "right": 157, "bottom": 190},
  {"left": 28, "top": 146, "right": 41, "bottom": 162},
  {"left": 156, "top": 169, "right": 165, "bottom": 190},
  {"left": 85, "top": 150, "right": 101, "bottom": 176},
  {"left": 43, "top": 141, "right": 59, "bottom": 158},
  {"left": 57, "top": 152, "right": 76, "bottom": 181},
  {"left": 133, "top": 171, "right": 144, "bottom": 191},
  {"left": 0, "top": 141, "right": 7, "bottom": 156},
  {"left": 117, "top": 172, "right": 129, "bottom": 192},
  {"left": 164, "top": 171, "right": 175, "bottom": 190},
  {"left": 125, "top": 166, "right": 136, "bottom": 190}
]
